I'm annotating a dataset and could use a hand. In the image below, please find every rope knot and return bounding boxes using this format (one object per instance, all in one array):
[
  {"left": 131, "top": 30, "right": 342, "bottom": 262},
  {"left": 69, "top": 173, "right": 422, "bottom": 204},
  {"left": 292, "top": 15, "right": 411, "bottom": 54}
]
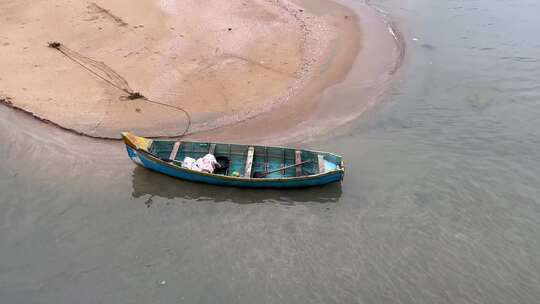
[
  {"left": 128, "top": 92, "right": 146, "bottom": 100},
  {"left": 127, "top": 92, "right": 145, "bottom": 100},
  {"left": 48, "top": 42, "right": 62, "bottom": 49}
]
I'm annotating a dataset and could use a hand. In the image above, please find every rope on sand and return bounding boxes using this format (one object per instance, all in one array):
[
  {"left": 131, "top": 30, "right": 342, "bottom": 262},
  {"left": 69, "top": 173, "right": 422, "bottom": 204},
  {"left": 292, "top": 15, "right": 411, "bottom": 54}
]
[{"left": 47, "top": 41, "right": 191, "bottom": 138}]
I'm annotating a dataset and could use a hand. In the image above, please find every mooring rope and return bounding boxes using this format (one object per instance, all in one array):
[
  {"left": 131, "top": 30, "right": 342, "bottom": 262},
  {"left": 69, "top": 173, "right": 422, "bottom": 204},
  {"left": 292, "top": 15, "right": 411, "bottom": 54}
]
[{"left": 47, "top": 41, "right": 191, "bottom": 138}]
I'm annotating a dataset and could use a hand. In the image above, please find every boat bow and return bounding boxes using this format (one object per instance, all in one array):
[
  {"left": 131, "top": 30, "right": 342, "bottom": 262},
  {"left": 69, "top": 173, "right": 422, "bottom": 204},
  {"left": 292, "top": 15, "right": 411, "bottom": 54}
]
[{"left": 121, "top": 132, "right": 153, "bottom": 151}]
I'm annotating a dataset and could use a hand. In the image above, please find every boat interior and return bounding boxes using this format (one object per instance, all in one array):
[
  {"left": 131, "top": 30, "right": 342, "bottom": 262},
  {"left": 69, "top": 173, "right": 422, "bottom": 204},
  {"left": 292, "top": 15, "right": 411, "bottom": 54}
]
[{"left": 148, "top": 140, "right": 342, "bottom": 178}]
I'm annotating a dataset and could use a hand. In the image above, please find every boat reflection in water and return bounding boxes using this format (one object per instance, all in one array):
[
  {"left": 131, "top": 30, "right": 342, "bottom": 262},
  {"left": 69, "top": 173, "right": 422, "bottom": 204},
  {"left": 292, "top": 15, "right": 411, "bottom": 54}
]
[{"left": 131, "top": 166, "right": 343, "bottom": 205}]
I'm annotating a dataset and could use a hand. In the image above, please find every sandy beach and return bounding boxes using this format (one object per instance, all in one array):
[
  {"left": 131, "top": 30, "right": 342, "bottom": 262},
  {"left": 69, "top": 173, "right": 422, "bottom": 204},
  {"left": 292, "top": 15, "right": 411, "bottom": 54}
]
[{"left": 0, "top": 0, "right": 400, "bottom": 140}]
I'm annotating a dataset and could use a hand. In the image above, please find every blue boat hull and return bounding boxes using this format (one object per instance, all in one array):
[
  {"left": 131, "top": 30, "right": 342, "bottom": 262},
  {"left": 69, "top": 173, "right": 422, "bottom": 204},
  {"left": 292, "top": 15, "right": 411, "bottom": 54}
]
[{"left": 126, "top": 145, "right": 344, "bottom": 188}]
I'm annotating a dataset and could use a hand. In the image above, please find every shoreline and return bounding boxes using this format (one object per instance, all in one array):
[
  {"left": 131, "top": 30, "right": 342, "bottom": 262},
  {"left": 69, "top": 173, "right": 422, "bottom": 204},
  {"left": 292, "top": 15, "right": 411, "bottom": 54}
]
[
  {"left": 191, "top": 0, "right": 405, "bottom": 144},
  {"left": 0, "top": 0, "right": 402, "bottom": 142}
]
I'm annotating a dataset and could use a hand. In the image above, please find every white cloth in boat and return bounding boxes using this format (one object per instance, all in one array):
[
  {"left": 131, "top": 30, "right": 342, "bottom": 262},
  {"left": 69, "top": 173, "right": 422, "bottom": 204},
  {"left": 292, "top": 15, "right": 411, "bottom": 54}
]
[{"left": 181, "top": 154, "right": 219, "bottom": 173}]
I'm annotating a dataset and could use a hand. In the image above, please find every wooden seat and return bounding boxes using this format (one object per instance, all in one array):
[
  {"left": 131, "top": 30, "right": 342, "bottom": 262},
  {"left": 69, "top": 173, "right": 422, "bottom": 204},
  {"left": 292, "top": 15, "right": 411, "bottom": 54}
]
[
  {"left": 318, "top": 155, "right": 325, "bottom": 174},
  {"left": 244, "top": 146, "right": 255, "bottom": 177},
  {"left": 169, "top": 141, "right": 181, "bottom": 160},
  {"left": 295, "top": 150, "right": 302, "bottom": 177}
]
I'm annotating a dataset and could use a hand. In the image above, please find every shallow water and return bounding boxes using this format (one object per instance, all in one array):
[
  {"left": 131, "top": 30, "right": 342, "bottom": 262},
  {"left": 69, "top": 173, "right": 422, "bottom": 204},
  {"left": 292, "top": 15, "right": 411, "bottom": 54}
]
[{"left": 1, "top": 0, "right": 540, "bottom": 303}]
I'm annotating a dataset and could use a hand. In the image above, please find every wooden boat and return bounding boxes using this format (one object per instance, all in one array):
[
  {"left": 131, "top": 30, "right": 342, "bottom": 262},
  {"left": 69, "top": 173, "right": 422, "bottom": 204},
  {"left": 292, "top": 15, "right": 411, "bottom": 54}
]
[{"left": 121, "top": 132, "right": 345, "bottom": 188}]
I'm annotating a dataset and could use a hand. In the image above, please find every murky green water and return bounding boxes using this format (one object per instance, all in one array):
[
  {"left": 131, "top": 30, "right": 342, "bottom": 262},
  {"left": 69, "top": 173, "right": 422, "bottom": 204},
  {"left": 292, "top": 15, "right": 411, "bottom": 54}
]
[{"left": 1, "top": 0, "right": 540, "bottom": 303}]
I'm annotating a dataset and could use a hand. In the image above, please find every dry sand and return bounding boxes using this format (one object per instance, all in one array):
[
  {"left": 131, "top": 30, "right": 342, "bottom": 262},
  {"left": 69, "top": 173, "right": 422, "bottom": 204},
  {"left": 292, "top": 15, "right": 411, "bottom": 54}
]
[{"left": 0, "top": 0, "right": 365, "bottom": 139}]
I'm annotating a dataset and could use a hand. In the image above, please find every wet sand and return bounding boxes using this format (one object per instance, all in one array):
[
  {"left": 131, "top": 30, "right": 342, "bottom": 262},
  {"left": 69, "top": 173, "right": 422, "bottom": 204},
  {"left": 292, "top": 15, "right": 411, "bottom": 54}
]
[
  {"left": 0, "top": 0, "right": 392, "bottom": 140},
  {"left": 1, "top": 0, "right": 312, "bottom": 138},
  {"left": 193, "top": 0, "right": 404, "bottom": 144}
]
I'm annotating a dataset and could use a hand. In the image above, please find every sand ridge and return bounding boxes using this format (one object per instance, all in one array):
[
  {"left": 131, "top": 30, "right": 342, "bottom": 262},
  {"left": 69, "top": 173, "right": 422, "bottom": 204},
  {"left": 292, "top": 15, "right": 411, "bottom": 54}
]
[{"left": 0, "top": 0, "right": 349, "bottom": 139}]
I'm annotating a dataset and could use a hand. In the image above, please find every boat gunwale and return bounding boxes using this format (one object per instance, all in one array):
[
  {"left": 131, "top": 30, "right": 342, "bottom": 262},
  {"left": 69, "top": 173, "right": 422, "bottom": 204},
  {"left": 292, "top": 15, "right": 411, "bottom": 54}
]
[
  {"left": 149, "top": 139, "right": 344, "bottom": 160},
  {"left": 122, "top": 132, "right": 344, "bottom": 160},
  {"left": 135, "top": 148, "right": 344, "bottom": 183},
  {"left": 122, "top": 132, "right": 345, "bottom": 183}
]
